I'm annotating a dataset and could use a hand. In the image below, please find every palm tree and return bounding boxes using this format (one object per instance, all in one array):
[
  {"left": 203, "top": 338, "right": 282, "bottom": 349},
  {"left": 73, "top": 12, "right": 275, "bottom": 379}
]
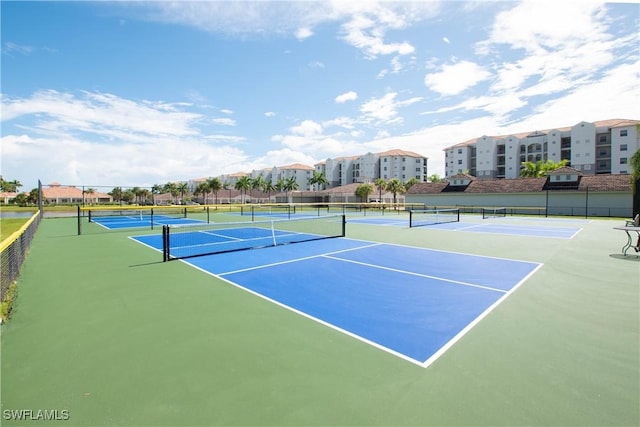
[
  {"left": 130, "top": 187, "right": 142, "bottom": 204},
  {"left": 275, "top": 178, "right": 286, "bottom": 202},
  {"left": 84, "top": 188, "right": 96, "bottom": 205},
  {"left": 109, "top": 187, "right": 124, "bottom": 204},
  {"left": 151, "top": 184, "right": 164, "bottom": 205},
  {"left": 235, "top": 176, "right": 252, "bottom": 203},
  {"left": 355, "top": 183, "right": 374, "bottom": 203},
  {"left": 428, "top": 174, "right": 443, "bottom": 183},
  {"left": 176, "top": 182, "right": 189, "bottom": 203},
  {"left": 163, "top": 182, "right": 179, "bottom": 204},
  {"left": 262, "top": 181, "right": 276, "bottom": 202},
  {"left": 404, "top": 177, "right": 420, "bottom": 190},
  {"left": 207, "top": 177, "right": 222, "bottom": 205},
  {"left": 285, "top": 176, "right": 299, "bottom": 203},
  {"left": 630, "top": 148, "right": 640, "bottom": 216},
  {"left": 520, "top": 159, "right": 568, "bottom": 178},
  {"left": 386, "top": 178, "right": 406, "bottom": 207},
  {"left": 375, "top": 178, "right": 386, "bottom": 203},
  {"left": 308, "top": 170, "right": 328, "bottom": 191},
  {"left": 194, "top": 182, "right": 208, "bottom": 204},
  {"left": 251, "top": 176, "right": 266, "bottom": 202}
]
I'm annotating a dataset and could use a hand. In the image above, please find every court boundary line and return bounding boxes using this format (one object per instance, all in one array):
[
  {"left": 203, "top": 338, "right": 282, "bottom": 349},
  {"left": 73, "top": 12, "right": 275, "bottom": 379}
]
[
  {"left": 421, "top": 262, "right": 544, "bottom": 368},
  {"left": 217, "top": 242, "right": 383, "bottom": 276},
  {"left": 322, "top": 254, "right": 508, "bottom": 293}
]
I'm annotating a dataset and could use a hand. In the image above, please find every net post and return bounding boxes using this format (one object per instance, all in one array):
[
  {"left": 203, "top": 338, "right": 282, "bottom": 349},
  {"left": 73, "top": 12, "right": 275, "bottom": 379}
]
[
  {"left": 409, "top": 210, "right": 413, "bottom": 228},
  {"left": 162, "top": 225, "right": 169, "bottom": 262},
  {"left": 341, "top": 214, "right": 346, "bottom": 237},
  {"left": 77, "top": 205, "right": 82, "bottom": 235},
  {"left": 151, "top": 208, "right": 154, "bottom": 230},
  {"left": 207, "top": 206, "right": 210, "bottom": 223}
]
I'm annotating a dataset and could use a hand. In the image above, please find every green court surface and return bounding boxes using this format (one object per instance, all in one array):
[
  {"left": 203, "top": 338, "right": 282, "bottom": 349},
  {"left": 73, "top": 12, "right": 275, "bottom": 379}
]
[{"left": 1, "top": 214, "right": 638, "bottom": 426}]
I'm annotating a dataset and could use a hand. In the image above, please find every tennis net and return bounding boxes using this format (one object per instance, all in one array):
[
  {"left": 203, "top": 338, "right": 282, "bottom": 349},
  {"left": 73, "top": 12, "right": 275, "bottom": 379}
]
[
  {"left": 482, "top": 207, "right": 507, "bottom": 219},
  {"left": 162, "top": 214, "right": 346, "bottom": 261},
  {"left": 240, "top": 204, "right": 295, "bottom": 219},
  {"left": 409, "top": 208, "right": 460, "bottom": 227},
  {"left": 87, "top": 206, "right": 187, "bottom": 223}
]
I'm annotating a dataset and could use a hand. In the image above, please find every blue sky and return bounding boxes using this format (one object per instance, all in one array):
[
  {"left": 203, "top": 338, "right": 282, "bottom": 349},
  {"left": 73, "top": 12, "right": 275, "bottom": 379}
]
[{"left": 2, "top": 1, "right": 638, "bottom": 191}]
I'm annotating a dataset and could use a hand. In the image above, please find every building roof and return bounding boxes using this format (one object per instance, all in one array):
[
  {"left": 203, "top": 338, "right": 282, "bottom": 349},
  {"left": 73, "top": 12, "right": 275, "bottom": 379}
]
[
  {"left": 42, "top": 185, "right": 111, "bottom": 199},
  {"left": 376, "top": 149, "right": 427, "bottom": 158},
  {"left": 577, "top": 174, "right": 632, "bottom": 191},
  {"left": 406, "top": 182, "right": 449, "bottom": 194},
  {"left": 279, "top": 163, "right": 314, "bottom": 170},
  {"left": 548, "top": 166, "right": 582, "bottom": 176},
  {"left": 407, "top": 174, "right": 632, "bottom": 195}
]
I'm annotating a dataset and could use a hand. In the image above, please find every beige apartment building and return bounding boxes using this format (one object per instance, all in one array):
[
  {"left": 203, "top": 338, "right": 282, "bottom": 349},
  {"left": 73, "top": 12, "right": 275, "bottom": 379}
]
[{"left": 444, "top": 119, "right": 639, "bottom": 179}]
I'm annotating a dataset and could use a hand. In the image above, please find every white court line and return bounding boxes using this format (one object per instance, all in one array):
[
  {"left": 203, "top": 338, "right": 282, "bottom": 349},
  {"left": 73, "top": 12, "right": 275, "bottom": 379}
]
[
  {"left": 184, "top": 241, "right": 543, "bottom": 368},
  {"left": 218, "top": 243, "right": 383, "bottom": 276},
  {"left": 420, "top": 262, "right": 544, "bottom": 369},
  {"left": 322, "top": 254, "right": 507, "bottom": 294}
]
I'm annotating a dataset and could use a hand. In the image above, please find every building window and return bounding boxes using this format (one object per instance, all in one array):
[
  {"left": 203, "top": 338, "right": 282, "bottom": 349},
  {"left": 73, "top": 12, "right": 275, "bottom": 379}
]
[
  {"left": 416, "top": 168, "right": 421, "bottom": 172},
  {"left": 416, "top": 159, "right": 420, "bottom": 163},
  {"left": 458, "top": 149, "right": 462, "bottom": 154},
  {"left": 458, "top": 160, "right": 462, "bottom": 165},
  {"left": 620, "top": 158, "right": 628, "bottom": 164},
  {"left": 599, "top": 135, "right": 607, "bottom": 143},
  {"left": 621, "top": 144, "right": 628, "bottom": 151},
  {"left": 383, "top": 158, "right": 387, "bottom": 162},
  {"left": 383, "top": 166, "right": 387, "bottom": 171},
  {"left": 620, "top": 130, "right": 628, "bottom": 137},
  {"left": 402, "top": 166, "right": 405, "bottom": 171}
]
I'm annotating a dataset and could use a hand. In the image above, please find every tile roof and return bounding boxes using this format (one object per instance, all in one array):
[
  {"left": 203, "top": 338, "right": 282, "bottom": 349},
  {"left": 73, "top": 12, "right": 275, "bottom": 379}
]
[
  {"left": 578, "top": 174, "right": 632, "bottom": 191},
  {"left": 376, "top": 149, "right": 427, "bottom": 158},
  {"left": 406, "top": 182, "right": 449, "bottom": 194},
  {"left": 465, "top": 178, "right": 547, "bottom": 193},
  {"left": 407, "top": 174, "right": 633, "bottom": 195},
  {"left": 548, "top": 166, "right": 582, "bottom": 175},
  {"left": 279, "top": 163, "right": 314, "bottom": 170}
]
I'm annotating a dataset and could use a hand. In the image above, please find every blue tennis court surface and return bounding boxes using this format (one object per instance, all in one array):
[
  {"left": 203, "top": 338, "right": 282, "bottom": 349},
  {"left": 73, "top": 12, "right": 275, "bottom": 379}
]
[
  {"left": 348, "top": 216, "right": 583, "bottom": 239},
  {"left": 91, "top": 214, "right": 205, "bottom": 229},
  {"left": 131, "top": 228, "right": 542, "bottom": 367}
]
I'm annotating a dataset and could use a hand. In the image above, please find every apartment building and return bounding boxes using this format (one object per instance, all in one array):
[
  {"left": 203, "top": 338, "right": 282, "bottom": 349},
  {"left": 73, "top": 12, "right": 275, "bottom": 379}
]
[
  {"left": 315, "top": 149, "right": 428, "bottom": 188},
  {"left": 444, "top": 119, "right": 639, "bottom": 179}
]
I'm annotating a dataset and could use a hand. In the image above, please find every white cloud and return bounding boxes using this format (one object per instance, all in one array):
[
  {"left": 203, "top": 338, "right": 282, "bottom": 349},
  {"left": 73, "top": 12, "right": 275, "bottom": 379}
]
[
  {"left": 443, "top": 36, "right": 450, "bottom": 44},
  {"left": 290, "top": 119, "right": 322, "bottom": 136},
  {"left": 335, "top": 91, "right": 358, "bottom": 103},
  {"left": 212, "top": 118, "right": 236, "bottom": 126},
  {"left": 135, "top": 1, "right": 438, "bottom": 58},
  {"left": 0, "top": 90, "right": 252, "bottom": 188},
  {"left": 424, "top": 61, "right": 492, "bottom": 96},
  {"left": 2, "top": 42, "right": 34, "bottom": 56},
  {"left": 295, "top": 27, "right": 313, "bottom": 40},
  {"left": 360, "top": 92, "right": 423, "bottom": 125},
  {"left": 478, "top": 0, "right": 610, "bottom": 55},
  {"left": 264, "top": 111, "right": 276, "bottom": 117}
]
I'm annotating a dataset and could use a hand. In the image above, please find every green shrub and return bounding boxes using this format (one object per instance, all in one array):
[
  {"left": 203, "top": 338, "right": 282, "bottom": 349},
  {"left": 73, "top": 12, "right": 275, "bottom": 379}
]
[{"left": 1, "top": 281, "right": 18, "bottom": 323}]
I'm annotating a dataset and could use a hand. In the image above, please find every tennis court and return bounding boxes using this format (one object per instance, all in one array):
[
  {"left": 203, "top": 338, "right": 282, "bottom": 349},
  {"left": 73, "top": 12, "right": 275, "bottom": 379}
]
[
  {"left": 132, "top": 218, "right": 541, "bottom": 366},
  {"left": 90, "top": 213, "right": 205, "bottom": 230},
  {"left": 2, "top": 213, "right": 638, "bottom": 426},
  {"left": 348, "top": 210, "right": 585, "bottom": 239}
]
